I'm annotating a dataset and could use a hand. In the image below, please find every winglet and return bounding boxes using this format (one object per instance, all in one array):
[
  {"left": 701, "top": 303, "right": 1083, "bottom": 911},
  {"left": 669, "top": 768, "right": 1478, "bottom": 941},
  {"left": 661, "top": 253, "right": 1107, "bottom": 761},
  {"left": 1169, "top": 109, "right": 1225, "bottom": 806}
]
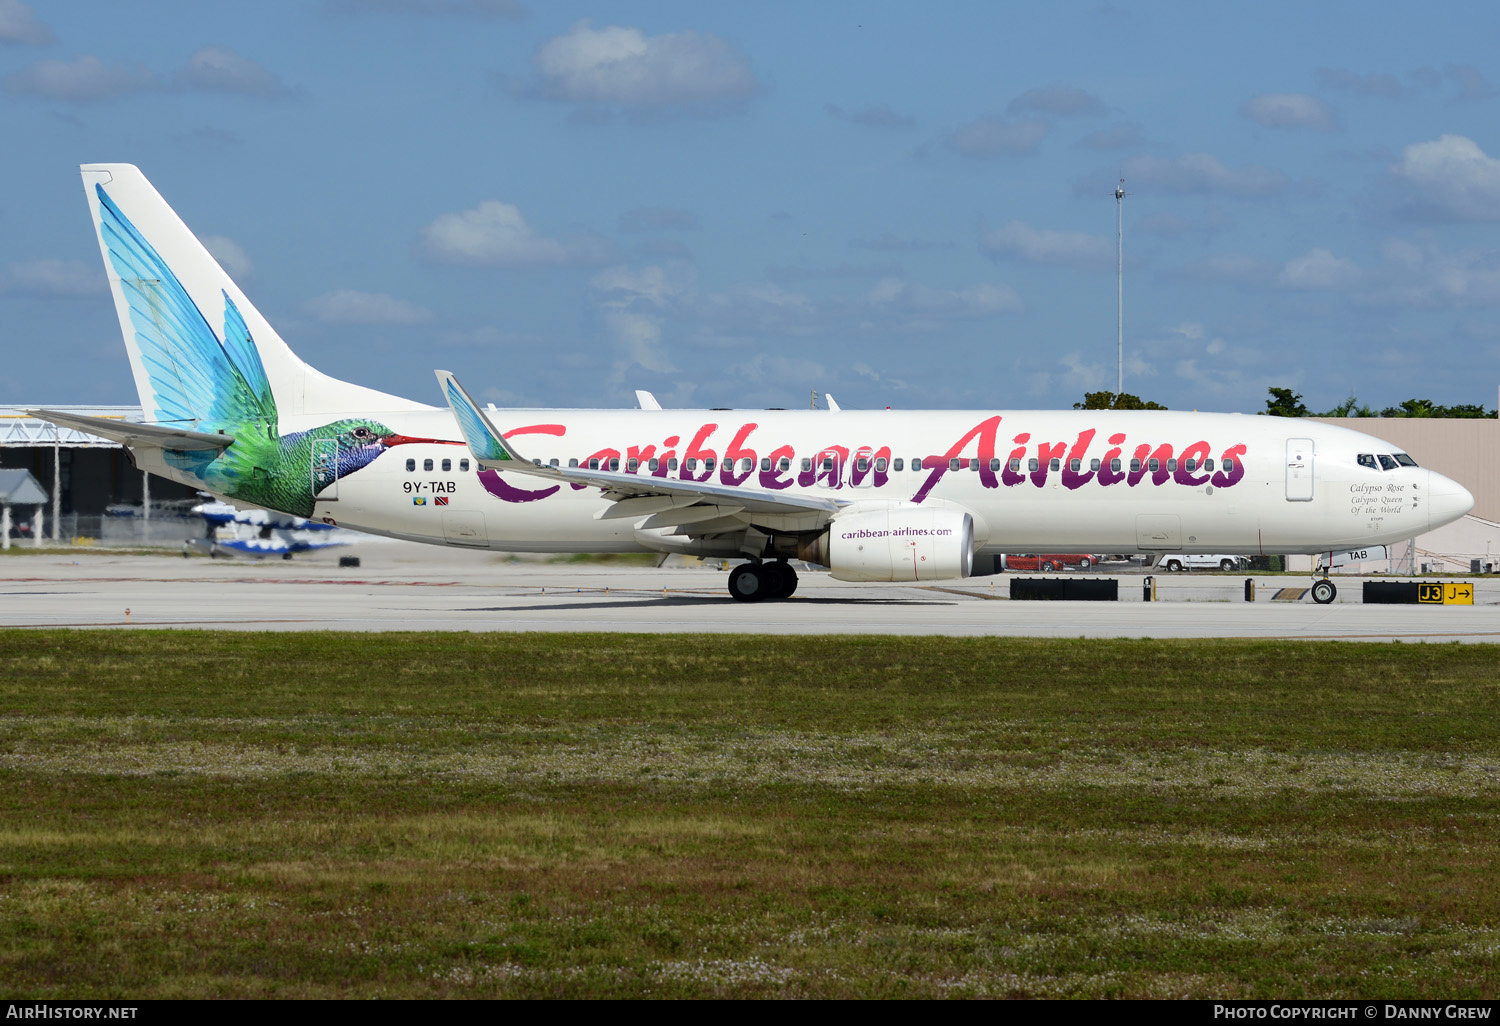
[
  {"left": 434, "top": 370, "right": 520, "bottom": 467},
  {"left": 635, "top": 389, "right": 662, "bottom": 410}
]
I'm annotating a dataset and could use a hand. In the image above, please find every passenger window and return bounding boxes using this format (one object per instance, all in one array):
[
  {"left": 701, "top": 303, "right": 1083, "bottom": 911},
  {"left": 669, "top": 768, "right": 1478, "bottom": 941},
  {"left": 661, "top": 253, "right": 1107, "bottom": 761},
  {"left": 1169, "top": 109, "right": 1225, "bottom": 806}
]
[
  {"left": 532, "top": 459, "right": 542, "bottom": 467},
  {"left": 989, "top": 458, "right": 1000, "bottom": 472},
  {"left": 761, "top": 457, "right": 771, "bottom": 471},
  {"left": 1130, "top": 459, "right": 1141, "bottom": 472},
  {"left": 686, "top": 458, "right": 697, "bottom": 471},
  {"left": 649, "top": 458, "right": 659, "bottom": 471},
  {"left": 405, "top": 458, "right": 415, "bottom": 472},
  {"left": 742, "top": 458, "right": 753, "bottom": 472},
  {"left": 1069, "top": 459, "right": 1081, "bottom": 472},
  {"left": 423, "top": 458, "right": 434, "bottom": 471},
  {"left": 668, "top": 458, "right": 679, "bottom": 470},
  {"left": 1222, "top": 458, "right": 1235, "bottom": 473},
  {"left": 1028, "top": 458, "right": 1039, "bottom": 472},
  {"left": 704, "top": 458, "right": 715, "bottom": 471},
  {"left": 1378, "top": 455, "right": 1397, "bottom": 471},
  {"left": 875, "top": 457, "right": 888, "bottom": 472},
  {"left": 858, "top": 457, "right": 870, "bottom": 472},
  {"left": 1185, "top": 459, "right": 1196, "bottom": 472},
  {"left": 912, "top": 456, "right": 923, "bottom": 469},
  {"left": 1357, "top": 454, "right": 1377, "bottom": 470},
  {"left": 1148, "top": 458, "right": 1159, "bottom": 472},
  {"left": 1090, "top": 458, "right": 1100, "bottom": 472},
  {"left": 441, "top": 458, "right": 451, "bottom": 472},
  {"left": 778, "top": 457, "right": 790, "bottom": 472},
  {"left": 460, "top": 459, "right": 470, "bottom": 472},
  {"left": 1050, "top": 458, "right": 1060, "bottom": 472},
  {"left": 568, "top": 458, "right": 579, "bottom": 468},
  {"left": 822, "top": 457, "right": 833, "bottom": 471},
  {"left": 589, "top": 458, "right": 600, "bottom": 470},
  {"left": 1166, "top": 459, "right": 1176, "bottom": 472},
  {"left": 1009, "top": 458, "right": 1021, "bottom": 472},
  {"left": 627, "top": 458, "right": 638, "bottom": 472},
  {"left": 971, "top": 459, "right": 979, "bottom": 471},
  {"left": 1111, "top": 458, "right": 1121, "bottom": 473},
  {"left": 950, "top": 458, "right": 961, "bottom": 471},
  {"left": 801, "top": 458, "right": 811, "bottom": 472},
  {"left": 608, "top": 458, "right": 620, "bottom": 471},
  {"left": 1204, "top": 458, "right": 1214, "bottom": 472},
  {"left": 549, "top": 459, "right": 558, "bottom": 468},
  {"left": 893, "top": 458, "right": 904, "bottom": 471}
]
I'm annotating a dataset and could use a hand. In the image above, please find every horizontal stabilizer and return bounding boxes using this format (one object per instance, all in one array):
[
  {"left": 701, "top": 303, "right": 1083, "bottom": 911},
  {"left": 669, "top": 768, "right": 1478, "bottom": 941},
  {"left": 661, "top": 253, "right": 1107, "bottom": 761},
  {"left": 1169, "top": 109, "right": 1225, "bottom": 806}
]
[{"left": 27, "top": 409, "right": 234, "bottom": 451}]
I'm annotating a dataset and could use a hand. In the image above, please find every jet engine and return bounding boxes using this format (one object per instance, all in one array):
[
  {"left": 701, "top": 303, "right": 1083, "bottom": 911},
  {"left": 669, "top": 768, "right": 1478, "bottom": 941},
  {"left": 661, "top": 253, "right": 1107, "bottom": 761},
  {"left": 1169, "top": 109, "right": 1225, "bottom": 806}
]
[{"left": 797, "top": 506, "right": 974, "bottom": 582}]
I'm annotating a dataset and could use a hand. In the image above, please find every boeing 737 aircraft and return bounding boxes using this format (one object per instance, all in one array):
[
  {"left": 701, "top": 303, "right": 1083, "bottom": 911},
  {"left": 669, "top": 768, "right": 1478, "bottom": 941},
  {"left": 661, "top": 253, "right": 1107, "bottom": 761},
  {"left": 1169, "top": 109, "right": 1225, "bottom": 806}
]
[{"left": 33, "top": 165, "right": 1475, "bottom": 603}]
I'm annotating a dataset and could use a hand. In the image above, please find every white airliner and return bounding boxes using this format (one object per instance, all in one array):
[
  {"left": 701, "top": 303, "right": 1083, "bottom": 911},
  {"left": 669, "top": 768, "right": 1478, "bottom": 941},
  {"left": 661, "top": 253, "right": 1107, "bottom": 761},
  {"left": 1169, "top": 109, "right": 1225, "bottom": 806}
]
[{"left": 32, "top": 165, "right": 1475, "bottom": 603}]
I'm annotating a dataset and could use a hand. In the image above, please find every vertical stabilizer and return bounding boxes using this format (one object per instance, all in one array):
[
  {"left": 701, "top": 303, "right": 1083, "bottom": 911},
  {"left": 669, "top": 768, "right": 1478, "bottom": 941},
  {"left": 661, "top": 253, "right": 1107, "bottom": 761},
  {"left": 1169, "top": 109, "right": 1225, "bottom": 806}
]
[{"left": 80, "top": 163, "right": 431, "bottom": 426}]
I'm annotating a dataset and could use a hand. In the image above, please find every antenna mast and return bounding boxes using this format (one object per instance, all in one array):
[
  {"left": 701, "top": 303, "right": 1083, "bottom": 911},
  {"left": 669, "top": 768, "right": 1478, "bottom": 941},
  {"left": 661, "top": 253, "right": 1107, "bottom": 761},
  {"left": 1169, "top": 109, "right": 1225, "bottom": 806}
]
[{"left": 1115, "top": 178, "right": 1125, "bottom": 397}]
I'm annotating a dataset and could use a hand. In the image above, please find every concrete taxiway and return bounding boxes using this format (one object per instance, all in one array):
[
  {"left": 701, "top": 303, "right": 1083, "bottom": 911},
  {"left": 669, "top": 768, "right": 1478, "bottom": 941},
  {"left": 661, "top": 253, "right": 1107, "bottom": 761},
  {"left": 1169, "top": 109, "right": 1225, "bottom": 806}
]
[{"left": 1, "top": 543, "right": 1498, "bottom": 641}]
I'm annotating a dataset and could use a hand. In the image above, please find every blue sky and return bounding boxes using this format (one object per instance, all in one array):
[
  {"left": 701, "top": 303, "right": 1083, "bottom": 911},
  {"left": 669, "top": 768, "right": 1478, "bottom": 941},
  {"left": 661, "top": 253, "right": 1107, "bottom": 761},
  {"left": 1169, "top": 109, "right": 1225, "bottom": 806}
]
[{"left": 3, "top": 1, "right": 1500, "bottom": 414}]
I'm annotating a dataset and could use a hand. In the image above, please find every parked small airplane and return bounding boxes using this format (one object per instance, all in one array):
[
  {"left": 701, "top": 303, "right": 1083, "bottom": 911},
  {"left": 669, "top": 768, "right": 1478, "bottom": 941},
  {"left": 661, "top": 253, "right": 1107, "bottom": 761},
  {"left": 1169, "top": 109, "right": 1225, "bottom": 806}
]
[
  {"left": 31, "top": 165, "right": 1475, "bottom": 603},
  {"left": 187, "top": 499, "right": 348, "bottom": 560}
]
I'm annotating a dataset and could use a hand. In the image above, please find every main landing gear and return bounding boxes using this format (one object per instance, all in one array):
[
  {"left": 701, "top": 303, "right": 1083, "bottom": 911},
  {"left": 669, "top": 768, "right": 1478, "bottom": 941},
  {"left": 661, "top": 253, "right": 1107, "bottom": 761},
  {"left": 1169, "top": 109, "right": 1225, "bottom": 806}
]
[{"left": 728, "top": 561, "right": 799, "bottom": 602}]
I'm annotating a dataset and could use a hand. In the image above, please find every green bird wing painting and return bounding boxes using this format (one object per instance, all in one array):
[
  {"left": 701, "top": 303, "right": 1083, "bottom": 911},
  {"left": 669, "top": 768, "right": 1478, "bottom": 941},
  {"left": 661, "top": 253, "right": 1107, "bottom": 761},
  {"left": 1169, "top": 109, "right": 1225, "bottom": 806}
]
[{"left": 94, "top": 183, "right": 405, "bottom": 517}]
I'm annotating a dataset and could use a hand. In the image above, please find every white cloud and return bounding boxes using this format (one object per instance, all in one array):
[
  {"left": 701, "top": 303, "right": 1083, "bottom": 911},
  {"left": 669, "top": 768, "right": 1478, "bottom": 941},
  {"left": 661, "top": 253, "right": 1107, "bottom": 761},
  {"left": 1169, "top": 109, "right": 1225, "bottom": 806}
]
[
  {"left": 1315, "top": 67, "right": 1402, "bottom": 98},
  {"left": 530, "top": 20, "right": 758, "bottom": 110},
  {"left": 979, "top": 220, "right": 1114, "bottom": 271},
  {"left": 1388, "top": 134, "right": 1500, "bottom": 222},
  {"left": 1241, "top": 93, "right": 1337, "bottom": 131},
  {"left": 1361, "top": 239, "right": 1500, "bottom": 309},
  {"left": 1167, "top": 253, "right": 1279, "bottom": 284},
  {"left": 1075, "top": 122, "right": 1143, "bottom": 149},
  {"left": 862, "top": 276, "right": 1022, "bottom": 332},
  {"left": 304, "top": 289, "right": 434, "bottom": 325},
  {"left": 201, "top": 235, "right": 253, "bottom": 279},
  {"left": 947, "top": 116, "right": 1049, "bottom": 157},
  {"left": 1079, "top": 152, "right": 1286, "bottom": 197},
  {"left": 0, "top": 259, "right": 104, "bottom": 297},
  {"left": 177, "top": 46, "right": 291, "bottom": 97},
  {"left": 418, "top": 200, "right": 612, "bottom": 267},
  {"left": 619, "top": 206, "right": 697, "bottom": 232},
  {"left": 825, "top": 102, "right": 914, "bottom": 128},
  {"left": 0, "top": 0, "right": 52, "bottom": 44},
  {"left": 3, "top": 55, "right": 156, "bottom": 102},
  {"left": 1277, "top": 248, "right": 1361, "bottom": 291},
  {"left": 335, "top": 0, "right": 526, "bottom": 15},
  {"left": 1006, "top": 85, "right": 1107, "bottom": 117}
]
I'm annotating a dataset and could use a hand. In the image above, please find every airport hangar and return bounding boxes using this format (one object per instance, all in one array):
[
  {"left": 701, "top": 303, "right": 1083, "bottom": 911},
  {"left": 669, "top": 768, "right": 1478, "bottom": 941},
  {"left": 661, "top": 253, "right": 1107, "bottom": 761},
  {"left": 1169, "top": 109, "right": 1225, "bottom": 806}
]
[{"left": 2, "top": 402, "right": 1496, "bottom": 568}]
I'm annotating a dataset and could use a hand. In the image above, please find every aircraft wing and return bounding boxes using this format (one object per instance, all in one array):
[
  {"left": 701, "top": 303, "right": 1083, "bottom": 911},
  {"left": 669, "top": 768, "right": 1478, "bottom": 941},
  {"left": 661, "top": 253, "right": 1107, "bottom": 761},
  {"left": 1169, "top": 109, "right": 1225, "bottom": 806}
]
[
  {"left": 28, "top": 409, "right": 234, "bottom": 451},
  {"left": 435, "top": 370, "right": 844, "bottom": 519}
]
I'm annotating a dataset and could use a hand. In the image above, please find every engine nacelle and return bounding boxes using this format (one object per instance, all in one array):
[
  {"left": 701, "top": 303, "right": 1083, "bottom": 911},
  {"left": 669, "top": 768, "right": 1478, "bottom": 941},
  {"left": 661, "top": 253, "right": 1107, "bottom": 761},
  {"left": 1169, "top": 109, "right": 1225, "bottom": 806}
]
[{"left": 800, "top": 506, "right": 974, "bottom": 582}]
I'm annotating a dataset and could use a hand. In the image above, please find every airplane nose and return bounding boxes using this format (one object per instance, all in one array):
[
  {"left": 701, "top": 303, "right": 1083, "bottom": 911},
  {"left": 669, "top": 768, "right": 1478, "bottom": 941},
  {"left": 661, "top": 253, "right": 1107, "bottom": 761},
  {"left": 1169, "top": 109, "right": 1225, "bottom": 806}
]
[{"left": 1427, "top": 470, "right": 1474, "bottom": 530}]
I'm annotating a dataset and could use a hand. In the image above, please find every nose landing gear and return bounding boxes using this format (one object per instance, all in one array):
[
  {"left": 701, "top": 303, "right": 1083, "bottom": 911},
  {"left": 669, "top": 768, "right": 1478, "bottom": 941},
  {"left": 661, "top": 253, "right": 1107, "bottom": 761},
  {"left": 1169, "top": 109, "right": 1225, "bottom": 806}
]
[
  {"left": 727, "top": 561, "right": 799, "bottom": 602},
  {"left": 1311, "top": 578, "right": 1337, "bottom": 604}
]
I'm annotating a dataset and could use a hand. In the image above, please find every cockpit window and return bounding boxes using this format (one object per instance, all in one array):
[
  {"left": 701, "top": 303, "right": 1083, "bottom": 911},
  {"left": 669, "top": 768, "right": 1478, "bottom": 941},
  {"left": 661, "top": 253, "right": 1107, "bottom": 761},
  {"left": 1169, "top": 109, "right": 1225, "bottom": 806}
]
[
  {"left": 1394, "top": 453, "right": 1418, "bottom": 467},
  {"left": 1357, "top": 454, "right": 1377, "bottom": 470},
  {"left": 1378, "top": 455, "right": 1398, "bottom": 471}
]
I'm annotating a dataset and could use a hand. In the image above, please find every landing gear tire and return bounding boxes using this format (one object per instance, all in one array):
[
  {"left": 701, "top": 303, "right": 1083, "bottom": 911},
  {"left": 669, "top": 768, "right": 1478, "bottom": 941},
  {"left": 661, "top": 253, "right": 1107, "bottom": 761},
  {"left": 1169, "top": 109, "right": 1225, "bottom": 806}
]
[
  {"left": 765, "top": 561, "right": 798, "bottom": 599},
  {"left": 1311, "top": 579, "right": 1337, "bottom": 605},
  {"left": 729, "top": 563, "right": 767, "bottom": 603}
]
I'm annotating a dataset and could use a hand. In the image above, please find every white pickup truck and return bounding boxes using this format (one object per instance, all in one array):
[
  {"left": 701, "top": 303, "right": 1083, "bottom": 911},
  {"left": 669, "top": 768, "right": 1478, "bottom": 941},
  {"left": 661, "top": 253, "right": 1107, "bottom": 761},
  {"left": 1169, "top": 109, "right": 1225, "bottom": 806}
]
[{"left": 1158, "top": 554, "right": 1249, "bottom": 572}]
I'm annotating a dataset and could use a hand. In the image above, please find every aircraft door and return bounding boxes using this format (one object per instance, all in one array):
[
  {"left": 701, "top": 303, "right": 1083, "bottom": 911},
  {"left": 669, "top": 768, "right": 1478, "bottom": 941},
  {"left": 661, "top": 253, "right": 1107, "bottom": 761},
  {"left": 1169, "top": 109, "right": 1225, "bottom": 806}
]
[
  {"left": 1286, "top": 437, "right": 1313, "bottom": 502},
  {"left": 311, "top": 437, "right": 338, "bottom": 500}
]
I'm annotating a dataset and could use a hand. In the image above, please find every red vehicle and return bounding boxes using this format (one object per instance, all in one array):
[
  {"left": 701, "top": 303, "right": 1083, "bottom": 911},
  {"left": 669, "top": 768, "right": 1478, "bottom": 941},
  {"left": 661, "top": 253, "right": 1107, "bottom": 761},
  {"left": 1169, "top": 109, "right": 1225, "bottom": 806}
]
[{"left": 999, "top": 553, "right": 1104, "bottom": 572}]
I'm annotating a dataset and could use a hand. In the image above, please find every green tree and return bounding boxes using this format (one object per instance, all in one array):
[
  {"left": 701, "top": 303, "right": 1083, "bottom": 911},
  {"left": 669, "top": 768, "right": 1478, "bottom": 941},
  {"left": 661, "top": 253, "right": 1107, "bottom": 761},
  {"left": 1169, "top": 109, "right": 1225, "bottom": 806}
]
[
  {"left": 1263, "top": 387, "right": 1310, "bottom": 417},
  {"left": 1072, "top": 391, "right": 1168, "bottom": 410}
]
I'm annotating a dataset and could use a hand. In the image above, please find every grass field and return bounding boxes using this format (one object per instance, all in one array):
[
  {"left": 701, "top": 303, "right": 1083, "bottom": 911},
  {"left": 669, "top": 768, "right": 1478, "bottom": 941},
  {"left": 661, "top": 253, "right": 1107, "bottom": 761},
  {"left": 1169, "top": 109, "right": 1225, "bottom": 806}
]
[{"left": 1, "top": 631, "right": 1497, "bottom": 998}]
